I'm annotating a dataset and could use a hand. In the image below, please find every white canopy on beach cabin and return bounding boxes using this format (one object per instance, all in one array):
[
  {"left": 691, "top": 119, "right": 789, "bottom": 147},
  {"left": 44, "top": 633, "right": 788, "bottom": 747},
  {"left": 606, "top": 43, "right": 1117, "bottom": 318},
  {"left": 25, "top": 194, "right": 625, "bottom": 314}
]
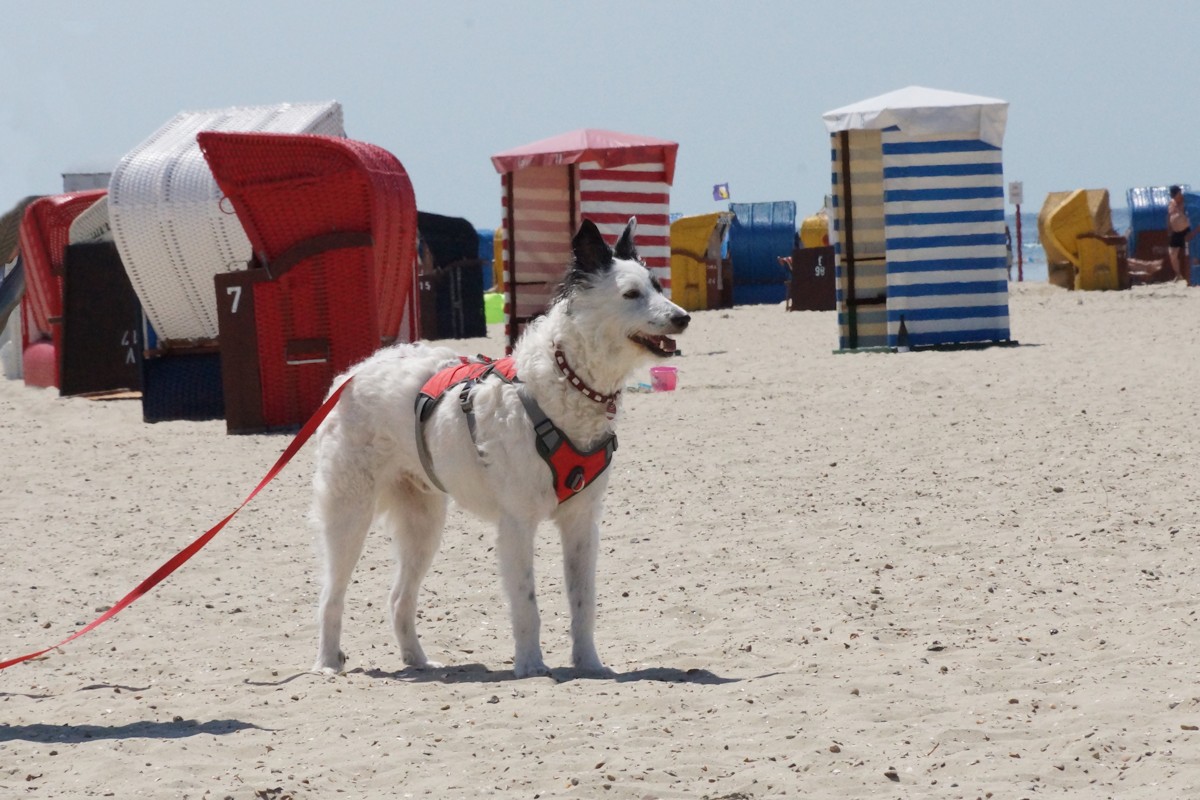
[
  {"left": 821, "top": 86, "right": 1012, "bottom": 351},
  {"left": 822, "top": 85, "right": 1009, "bottom": 149}
]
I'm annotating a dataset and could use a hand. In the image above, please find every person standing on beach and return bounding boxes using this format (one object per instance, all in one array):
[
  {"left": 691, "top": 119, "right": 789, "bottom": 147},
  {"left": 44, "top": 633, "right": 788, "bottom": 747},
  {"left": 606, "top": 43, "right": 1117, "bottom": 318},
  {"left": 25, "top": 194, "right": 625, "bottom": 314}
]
[{"left": 1167, "top": 185, "right": 1196, "bottom": 281}]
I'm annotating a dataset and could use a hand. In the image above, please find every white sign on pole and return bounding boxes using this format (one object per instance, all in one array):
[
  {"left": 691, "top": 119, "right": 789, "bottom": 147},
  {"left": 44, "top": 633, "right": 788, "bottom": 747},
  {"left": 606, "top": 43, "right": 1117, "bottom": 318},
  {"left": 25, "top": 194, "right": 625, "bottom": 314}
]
[{"left": 1008, "top": 181, "right": 1023, "bottom": 205}]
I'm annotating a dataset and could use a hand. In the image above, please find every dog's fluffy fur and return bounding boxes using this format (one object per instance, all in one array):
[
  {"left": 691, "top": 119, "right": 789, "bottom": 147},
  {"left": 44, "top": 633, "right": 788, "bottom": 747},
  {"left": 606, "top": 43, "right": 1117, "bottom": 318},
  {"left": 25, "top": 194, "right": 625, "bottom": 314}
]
[{"left": 310, "top": 218, "right": 690, "bottom": 678}]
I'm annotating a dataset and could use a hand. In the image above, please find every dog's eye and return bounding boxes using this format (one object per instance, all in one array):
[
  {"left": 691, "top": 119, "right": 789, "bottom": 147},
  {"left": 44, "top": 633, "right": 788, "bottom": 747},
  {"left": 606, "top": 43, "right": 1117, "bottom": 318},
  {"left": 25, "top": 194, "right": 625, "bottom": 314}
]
[{"left": 623, "top": 289, "right": 642, "bottom": 300}]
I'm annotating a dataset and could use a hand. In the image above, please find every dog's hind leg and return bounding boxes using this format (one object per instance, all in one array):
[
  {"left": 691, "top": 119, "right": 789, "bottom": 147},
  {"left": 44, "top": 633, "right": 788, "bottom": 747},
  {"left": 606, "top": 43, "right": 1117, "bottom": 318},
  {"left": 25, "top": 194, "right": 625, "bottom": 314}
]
[
  {"left": 556, "top": 503, "right": 611, "bottom": 676},
  {"left": 496, "top": 514, "right": 550, "bottom": 678},
  {"left": 381, "top": 477, "right": 447, "bottom": 669},
  {"left": 311, "top": 474, "right": 375, "bottom": 675}
]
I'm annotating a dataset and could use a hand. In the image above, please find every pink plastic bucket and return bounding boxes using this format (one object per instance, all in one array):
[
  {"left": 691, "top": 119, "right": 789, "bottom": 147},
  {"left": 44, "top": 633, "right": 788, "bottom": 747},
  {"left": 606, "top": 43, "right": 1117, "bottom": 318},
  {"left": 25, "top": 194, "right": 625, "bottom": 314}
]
[{"left": 649, "top": 365, "right": 678, "bottom": 392}]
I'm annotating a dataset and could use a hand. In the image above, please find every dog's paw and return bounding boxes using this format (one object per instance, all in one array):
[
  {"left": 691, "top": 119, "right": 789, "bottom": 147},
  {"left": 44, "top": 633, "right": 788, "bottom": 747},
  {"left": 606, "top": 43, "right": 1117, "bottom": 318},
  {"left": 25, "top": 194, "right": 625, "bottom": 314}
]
[
  {"left": 574, "top": 663, "right": 616, "bottom": 679},
  {"left": 401, "top": 645, "right": 443, "bottom": 671},
  {"left": 513, "top": 659, "right": 552, "bottom": 679},
  {"left": 571, "top": 648, "right": 611, "bottom": 677},
  {"left": 312, "top": 660, "right": 346, "bottom": 676},
  {"left": 312, "top": 649, "right": 347, "bottom": 675}
]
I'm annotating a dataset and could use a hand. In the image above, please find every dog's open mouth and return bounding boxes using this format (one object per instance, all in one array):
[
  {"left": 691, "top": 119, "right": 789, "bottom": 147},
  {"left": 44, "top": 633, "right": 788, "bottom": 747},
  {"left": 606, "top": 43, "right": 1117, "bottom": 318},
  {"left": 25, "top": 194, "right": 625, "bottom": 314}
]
[{"left": 630, "top": 333, "right": 678, "bottom": 356}]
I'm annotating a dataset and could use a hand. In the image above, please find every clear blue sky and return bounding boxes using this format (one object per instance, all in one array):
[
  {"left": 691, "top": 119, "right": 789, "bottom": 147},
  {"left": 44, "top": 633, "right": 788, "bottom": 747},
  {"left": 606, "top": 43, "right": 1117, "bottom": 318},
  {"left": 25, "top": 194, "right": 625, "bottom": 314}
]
[{"left": 3, "top": 1, "right": 1194, "bottom": 229}]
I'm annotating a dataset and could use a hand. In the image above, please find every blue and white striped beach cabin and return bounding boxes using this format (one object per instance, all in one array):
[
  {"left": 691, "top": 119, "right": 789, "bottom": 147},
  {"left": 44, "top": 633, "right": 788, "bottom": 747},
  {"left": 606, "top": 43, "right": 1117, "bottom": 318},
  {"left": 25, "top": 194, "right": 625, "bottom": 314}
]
[{"left": 822, "top": 86, "right": 1011, "bottom": 350}]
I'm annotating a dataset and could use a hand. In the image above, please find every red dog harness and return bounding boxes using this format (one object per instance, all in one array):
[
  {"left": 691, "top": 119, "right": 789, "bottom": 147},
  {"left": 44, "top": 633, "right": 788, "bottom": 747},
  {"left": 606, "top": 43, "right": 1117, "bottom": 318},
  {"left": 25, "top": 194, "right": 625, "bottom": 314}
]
[{"left": 414, "top": 356, "right": 617, "bottom": 503}]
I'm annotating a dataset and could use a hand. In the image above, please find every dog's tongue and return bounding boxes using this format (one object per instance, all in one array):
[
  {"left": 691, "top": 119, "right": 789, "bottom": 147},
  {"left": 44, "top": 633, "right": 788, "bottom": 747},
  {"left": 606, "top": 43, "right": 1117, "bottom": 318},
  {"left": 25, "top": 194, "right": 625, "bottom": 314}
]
[
  {"left": 634, "top": 333, "right": 679, "bottom": 355},
  {"left": 652, "top": 335, "right": 678, "bottom": 355}
]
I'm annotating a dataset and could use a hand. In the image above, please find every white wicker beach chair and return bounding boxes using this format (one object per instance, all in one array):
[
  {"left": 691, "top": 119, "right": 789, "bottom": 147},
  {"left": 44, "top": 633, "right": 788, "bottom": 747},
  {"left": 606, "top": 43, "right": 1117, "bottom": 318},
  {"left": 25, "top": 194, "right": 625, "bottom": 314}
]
[
  {"left": 68, "top": 195, "right": 112, "bottom": 244},
  {"left": 108, "top": 101, "right": 344, "bottom": 345}
]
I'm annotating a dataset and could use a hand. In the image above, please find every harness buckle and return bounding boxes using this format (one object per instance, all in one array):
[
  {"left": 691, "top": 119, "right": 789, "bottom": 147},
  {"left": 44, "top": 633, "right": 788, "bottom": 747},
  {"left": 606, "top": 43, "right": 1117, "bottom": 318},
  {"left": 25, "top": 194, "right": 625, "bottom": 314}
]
[
  {"left": 458, "top": 380, "right": 476, "bottom": 414},
  {"left": 532, "top": 418, "right": 561, "bottom": 456}
]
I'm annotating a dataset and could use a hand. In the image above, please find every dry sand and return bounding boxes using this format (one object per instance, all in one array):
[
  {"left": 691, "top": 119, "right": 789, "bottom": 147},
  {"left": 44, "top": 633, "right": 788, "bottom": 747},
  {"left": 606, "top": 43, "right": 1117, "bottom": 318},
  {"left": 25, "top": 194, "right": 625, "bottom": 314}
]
[{"left": 3, "top": 281, "right": 1200, "bottom": 799}]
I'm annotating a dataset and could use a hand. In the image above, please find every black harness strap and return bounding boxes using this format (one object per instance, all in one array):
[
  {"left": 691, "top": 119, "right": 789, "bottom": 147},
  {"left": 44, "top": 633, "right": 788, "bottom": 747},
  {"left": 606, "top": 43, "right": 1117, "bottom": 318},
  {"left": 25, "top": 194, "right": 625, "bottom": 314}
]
[{"left": 414, "top": 357, "right": 510, "bottom": 493}]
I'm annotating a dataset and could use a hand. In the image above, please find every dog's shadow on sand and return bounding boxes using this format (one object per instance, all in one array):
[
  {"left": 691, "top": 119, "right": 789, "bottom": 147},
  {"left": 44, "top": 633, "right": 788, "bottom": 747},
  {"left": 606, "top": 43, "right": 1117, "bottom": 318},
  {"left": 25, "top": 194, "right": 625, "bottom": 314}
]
[
  {"left": 352, "top": 663, "right": 743, "bottom": 685},
  {"left": 0, "top": 718, "right": 264, "bottom": 744},
  {"left": 2, "top": 682, "right": 267, "bottom": 743}
]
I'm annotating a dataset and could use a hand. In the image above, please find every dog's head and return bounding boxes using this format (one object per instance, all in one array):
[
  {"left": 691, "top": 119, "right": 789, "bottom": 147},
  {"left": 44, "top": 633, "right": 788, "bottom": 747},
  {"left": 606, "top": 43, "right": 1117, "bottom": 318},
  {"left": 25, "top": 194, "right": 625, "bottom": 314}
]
[{"left": 555, "top": 218, "right": 690, "bottom": 360}]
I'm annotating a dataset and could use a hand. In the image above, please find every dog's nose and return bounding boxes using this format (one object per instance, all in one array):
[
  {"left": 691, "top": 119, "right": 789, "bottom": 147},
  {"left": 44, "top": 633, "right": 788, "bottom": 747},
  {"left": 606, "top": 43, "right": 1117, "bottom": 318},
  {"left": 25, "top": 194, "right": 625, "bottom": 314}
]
[{"left": 672, "top": 312, "right": 691, "bottom": 330}]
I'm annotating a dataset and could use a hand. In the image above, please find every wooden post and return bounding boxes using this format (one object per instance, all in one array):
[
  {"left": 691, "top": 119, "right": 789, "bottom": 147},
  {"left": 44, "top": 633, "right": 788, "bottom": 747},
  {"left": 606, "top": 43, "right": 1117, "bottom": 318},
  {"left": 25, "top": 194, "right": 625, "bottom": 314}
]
[
  {"left": 504, "top": 172, "right": 517, "bottom": 353},
  {"left": 1016, "top": 203, "right": 1024, "bottom": 282},
  {"left": 838, "top": 130, "right": 858, "bottom": 349},
  {"left": 568, "top": 163, "right": 577, "bottom": 234}
]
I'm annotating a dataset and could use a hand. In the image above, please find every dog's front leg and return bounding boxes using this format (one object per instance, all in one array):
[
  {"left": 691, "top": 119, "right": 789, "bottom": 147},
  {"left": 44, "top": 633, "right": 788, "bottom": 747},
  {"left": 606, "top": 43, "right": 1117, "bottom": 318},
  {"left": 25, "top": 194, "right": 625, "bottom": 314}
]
[
  {"left": 556, "top": 502, "right": 611, "bottom": 676},
  {"left": 496, "top": 514, "right": 549, "bottom": 677}
]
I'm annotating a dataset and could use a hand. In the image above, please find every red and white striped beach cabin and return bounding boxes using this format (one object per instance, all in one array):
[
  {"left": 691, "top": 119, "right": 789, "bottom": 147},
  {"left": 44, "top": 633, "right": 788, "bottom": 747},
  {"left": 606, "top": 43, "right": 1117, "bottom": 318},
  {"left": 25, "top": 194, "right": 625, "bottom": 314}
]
[{"left": 490, "top": 129, "right": 678, "bottom": 349}]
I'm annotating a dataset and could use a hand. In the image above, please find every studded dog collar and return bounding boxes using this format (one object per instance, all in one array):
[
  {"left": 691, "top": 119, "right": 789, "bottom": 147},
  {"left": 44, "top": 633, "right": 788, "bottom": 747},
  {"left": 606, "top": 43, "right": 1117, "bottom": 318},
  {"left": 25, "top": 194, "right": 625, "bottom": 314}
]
[{"left": 554, "top": 347, "right": 619, "bottom": 419}]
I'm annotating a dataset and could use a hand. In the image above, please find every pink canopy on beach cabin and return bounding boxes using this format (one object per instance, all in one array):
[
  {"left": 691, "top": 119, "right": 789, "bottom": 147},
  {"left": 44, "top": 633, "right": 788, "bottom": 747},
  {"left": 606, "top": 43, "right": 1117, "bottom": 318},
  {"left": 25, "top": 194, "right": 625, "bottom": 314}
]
[
  {"left": 491, "top": 128, "right": 678, "bottom": 349},
  {"left": 490, "top": 128, "right": 679, "bottom": 182}
]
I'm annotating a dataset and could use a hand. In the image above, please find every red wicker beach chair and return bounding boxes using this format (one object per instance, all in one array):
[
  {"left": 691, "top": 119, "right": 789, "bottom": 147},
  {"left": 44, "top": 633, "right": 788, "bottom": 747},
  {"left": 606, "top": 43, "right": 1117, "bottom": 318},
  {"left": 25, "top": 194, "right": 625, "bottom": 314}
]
[
  {"left": 18, "top": 190, "right": 107, "bottom": 387},
  {"left": 197, "top": 131, "right": 418, "bottom": 433}
]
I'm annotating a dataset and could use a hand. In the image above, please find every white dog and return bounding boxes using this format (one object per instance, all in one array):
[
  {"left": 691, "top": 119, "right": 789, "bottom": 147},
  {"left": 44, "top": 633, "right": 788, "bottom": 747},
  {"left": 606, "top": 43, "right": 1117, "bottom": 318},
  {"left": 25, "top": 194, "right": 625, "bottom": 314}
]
[{"left": 310, "top": 218, "right": 690, "bottom": 678}]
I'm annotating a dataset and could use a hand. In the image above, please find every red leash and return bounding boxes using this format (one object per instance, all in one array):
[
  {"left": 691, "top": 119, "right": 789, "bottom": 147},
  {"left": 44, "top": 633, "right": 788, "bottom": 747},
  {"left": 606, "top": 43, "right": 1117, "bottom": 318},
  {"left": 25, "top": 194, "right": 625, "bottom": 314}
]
[{"left": 0, "top": 378, "right": 352, "bottom": 671}]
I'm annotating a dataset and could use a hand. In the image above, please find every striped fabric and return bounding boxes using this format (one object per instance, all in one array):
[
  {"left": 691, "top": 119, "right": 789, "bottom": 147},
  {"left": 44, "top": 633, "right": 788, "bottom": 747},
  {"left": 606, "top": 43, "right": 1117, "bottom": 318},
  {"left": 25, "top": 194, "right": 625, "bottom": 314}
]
[
  {"left": 831, "top": 128, "right": 1010, "bottom": 349},
  {"left": 501, "top": 159, "right": 672, "bottom": 347},
  {"left": 578, "top": 160, "right": 671, "bottom": 287},
  {"left": 502, "top": 165, "right": 573, "bottom": 332}
]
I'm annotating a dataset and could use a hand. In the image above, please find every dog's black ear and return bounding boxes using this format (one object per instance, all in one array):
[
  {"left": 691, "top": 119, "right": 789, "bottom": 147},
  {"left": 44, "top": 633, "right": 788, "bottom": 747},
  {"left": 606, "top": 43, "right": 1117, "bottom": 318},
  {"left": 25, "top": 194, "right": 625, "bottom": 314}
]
[
  {"left": 614, "top": 217, "right": 638, "bottom": 262},
  {"left": 572, "top": 219, "right": 613, "bottom": 274}
]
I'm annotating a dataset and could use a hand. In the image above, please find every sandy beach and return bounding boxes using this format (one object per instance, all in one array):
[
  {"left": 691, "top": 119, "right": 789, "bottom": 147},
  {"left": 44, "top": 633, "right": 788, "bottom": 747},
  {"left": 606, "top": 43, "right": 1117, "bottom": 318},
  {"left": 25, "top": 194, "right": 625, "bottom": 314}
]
[{"left": 3, "top": 280, "right": 1200, "bottom": 799}]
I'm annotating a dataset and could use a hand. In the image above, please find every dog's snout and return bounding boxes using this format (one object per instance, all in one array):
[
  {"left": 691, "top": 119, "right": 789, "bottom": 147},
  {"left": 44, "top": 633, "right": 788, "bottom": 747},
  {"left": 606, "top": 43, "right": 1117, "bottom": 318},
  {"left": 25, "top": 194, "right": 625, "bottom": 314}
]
[{"left": 672, "top": 312, "right": 691, "bottom": 331}]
